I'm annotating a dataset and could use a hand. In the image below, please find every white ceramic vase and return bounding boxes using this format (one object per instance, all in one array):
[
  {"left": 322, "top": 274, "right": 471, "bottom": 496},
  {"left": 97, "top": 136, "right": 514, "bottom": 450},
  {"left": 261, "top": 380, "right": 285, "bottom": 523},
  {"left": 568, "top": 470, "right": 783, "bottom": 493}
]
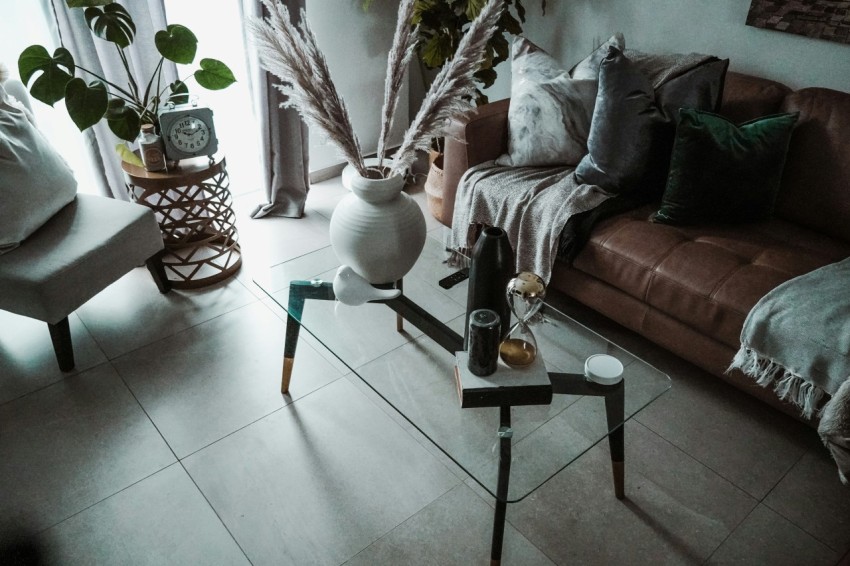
[{"left": 330, "top": 162, "right": 426, "bottom": 285}]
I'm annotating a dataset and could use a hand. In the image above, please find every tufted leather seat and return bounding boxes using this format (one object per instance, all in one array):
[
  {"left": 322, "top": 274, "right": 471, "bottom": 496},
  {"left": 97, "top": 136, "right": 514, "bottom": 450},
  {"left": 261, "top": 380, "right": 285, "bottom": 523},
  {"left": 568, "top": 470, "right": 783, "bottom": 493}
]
[{"left": 570, "top": 205, "right": 850, "bottom": 350}]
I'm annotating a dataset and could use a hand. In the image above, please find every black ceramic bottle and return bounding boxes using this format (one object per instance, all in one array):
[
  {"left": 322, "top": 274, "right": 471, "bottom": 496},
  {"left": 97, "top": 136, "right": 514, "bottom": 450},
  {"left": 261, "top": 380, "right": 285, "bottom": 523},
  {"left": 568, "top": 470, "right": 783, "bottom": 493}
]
[{"left": 464, "top": 226, "right": 515, "bottom": 349}]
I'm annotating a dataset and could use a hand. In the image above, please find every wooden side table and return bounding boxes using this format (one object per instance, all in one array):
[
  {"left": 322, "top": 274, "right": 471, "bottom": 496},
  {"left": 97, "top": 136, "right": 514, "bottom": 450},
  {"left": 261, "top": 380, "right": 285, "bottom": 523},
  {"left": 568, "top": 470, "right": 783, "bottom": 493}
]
[{"left": 122, "top": 154, "right": 241, "bottom": 289}]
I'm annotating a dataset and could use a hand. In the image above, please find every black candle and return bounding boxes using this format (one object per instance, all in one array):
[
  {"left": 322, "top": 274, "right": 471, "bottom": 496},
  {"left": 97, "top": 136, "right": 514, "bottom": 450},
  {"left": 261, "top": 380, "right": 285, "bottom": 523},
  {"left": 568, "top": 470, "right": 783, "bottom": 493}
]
[{"left": 468, "top": 308, "right": 500, "bottom": 376}]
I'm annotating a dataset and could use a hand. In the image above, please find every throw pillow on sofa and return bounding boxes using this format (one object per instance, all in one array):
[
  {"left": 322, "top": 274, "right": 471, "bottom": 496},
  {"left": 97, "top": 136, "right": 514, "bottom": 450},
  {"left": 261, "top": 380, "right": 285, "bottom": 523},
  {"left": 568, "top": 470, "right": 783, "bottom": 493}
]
[
  {"left": 495, "top": 37, "right": 602, "bottom": 167},
  {"left": 570, "top": 33, "right": 626, "bottom": 80},
  {"left": 651, "top": 108, "right": 799, "bottom": 225},
  {"left": 575, "top": 46, "right": 728, "bottom": 197},
  {"left": 0, "top": 82, "right": 77, "bottom": 254}
]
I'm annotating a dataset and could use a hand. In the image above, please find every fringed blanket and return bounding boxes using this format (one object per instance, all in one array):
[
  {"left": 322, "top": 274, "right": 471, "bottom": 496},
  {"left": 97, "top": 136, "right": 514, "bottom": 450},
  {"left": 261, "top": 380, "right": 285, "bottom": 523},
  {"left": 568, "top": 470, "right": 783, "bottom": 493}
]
[
  {"left": 449, "top": 163, "right": 611, "bottom": 283},
  {"left": 727, "top": 257, "right": 850, "bottom": 484}
]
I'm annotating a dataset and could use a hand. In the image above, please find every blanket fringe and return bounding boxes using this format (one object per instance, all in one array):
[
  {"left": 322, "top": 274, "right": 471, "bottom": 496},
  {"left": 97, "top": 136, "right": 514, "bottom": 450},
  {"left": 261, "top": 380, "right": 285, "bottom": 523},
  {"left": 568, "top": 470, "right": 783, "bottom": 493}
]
[{"left": 729, "top": 347, "right": 825, "bottom": 420}]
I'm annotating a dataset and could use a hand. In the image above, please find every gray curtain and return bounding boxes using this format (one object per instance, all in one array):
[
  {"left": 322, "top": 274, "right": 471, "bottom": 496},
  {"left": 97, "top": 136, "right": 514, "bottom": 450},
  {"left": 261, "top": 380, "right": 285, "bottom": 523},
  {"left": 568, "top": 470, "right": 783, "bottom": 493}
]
[
  {"left": 240, "top": 0, "right": 310, "bottom": 219},
  {"left": 44, "top": 0, "right": 178, "bottom": 200}
]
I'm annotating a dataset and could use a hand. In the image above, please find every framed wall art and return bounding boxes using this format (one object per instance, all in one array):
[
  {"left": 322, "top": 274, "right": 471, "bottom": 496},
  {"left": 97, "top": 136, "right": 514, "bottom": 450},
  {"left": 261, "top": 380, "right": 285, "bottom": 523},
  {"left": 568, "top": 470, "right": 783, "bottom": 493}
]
[{"left": 746, "top": 1, "right": 850, "bottom": 45}]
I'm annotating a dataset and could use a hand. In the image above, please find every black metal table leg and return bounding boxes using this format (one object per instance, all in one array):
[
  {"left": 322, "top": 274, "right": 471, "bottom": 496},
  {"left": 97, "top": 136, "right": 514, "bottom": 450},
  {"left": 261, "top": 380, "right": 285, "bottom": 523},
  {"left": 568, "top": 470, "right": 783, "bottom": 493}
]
[
  {"left": 282, "top": 281, "right": 335, "bottom": 394},
  {"left": 604, "top": 381, "right": 626, "bottom": 499},
  {"left": 490, "top": 404, "right": 512, "bottom": 566},
  {"left": 549, "top": 372, "right": 627, "bottom": 499}
]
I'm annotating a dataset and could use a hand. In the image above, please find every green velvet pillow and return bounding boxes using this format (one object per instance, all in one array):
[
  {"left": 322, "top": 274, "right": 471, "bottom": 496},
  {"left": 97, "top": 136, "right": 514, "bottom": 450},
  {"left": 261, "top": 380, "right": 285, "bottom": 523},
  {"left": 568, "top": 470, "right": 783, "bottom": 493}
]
[{"left": 651, "top": 109, "right": 798, "bottom": 225}]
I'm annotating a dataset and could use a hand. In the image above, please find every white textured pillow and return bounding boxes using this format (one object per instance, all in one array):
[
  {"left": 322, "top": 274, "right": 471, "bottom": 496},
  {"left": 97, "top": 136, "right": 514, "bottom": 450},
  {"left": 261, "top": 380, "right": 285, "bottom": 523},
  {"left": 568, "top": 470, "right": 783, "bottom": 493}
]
[
  {"left": 496, "top": 37, "right": 599, "bottom": 167},
  {"left": 0, "top": 83, "right": 77, "bottom": 254}
]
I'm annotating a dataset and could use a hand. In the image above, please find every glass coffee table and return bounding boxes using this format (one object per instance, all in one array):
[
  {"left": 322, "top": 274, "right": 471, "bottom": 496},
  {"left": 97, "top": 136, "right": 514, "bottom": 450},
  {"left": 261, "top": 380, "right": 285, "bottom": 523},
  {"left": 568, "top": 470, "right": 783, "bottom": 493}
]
[{"left": 255, "top": 236, "right": 670, "bottom": 564}]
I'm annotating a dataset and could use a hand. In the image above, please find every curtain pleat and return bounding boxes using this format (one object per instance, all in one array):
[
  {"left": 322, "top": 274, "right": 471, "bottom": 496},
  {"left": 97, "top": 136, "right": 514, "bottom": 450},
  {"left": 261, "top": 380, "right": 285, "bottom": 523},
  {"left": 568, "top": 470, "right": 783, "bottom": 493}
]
[{"left": 240, "top": 0, "right": 310, "bottom": 219}]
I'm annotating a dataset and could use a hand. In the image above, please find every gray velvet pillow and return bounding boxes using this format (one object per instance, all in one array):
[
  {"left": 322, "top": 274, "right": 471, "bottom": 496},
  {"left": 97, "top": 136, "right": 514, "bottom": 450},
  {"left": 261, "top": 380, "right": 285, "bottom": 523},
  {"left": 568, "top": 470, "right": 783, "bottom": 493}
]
[
  {"left": 570, "top": 33, "right": 626, "bottom": 80},
  {"left": 0, "top": 83, "right": 77, "bottom": 254},
  {"left": 575, "top": 47, "right": 666, "bottom": 194},
  {"left": 575, "top": 47, "right": 729, "bottom": 197},
  {"left": 496, "top": 37, "right": 598, "bottom": 167}
]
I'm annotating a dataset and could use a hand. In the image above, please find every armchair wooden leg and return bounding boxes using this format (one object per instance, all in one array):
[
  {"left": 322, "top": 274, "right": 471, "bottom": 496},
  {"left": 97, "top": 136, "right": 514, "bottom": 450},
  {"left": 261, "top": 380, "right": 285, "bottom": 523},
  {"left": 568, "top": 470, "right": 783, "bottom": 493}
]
[
  {"left": 146, "top": 249, "right": 171, "bottom": 294},
  {"left": 48, "top": 317, "right": 75, "bottom": 372}
]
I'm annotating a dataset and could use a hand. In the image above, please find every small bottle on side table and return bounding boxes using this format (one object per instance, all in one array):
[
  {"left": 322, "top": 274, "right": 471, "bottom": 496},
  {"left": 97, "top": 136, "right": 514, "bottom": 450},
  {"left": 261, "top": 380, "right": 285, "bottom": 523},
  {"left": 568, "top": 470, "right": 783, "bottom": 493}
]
[{"left": 138, "top": 123, "right": 167, "bottom": 172}]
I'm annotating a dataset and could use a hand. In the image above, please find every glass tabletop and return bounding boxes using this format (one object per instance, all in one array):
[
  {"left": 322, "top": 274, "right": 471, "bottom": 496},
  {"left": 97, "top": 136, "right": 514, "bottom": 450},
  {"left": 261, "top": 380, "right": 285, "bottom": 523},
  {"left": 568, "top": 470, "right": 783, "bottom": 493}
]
[{"left": 254, "top": 236, "right": 670, "bottom": 502}]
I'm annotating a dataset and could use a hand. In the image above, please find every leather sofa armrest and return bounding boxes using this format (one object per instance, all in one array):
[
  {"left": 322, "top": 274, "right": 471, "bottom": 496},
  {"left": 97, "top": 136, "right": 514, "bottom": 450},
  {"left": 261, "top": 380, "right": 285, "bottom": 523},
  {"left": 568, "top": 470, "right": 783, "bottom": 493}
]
[{"left": 438, "top": 98, "right": 510, "bottom": 226}]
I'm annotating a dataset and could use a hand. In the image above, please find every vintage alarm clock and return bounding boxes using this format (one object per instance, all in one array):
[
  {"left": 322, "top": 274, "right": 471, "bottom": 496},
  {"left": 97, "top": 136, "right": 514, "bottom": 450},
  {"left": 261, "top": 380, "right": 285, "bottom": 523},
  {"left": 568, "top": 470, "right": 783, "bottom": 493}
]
[{"left": 157, "top": 102, "right": 218, "bottom": 161}]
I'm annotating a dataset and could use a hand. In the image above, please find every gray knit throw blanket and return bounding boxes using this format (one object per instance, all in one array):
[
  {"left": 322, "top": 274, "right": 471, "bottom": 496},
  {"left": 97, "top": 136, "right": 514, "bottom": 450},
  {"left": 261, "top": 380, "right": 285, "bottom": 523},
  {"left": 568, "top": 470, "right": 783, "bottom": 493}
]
[
  {"left": 449, "top": 163, "right": 610, "bottom": 283},
  {"left": 727, "top": 257, "right": 850, "bottom": 484}
]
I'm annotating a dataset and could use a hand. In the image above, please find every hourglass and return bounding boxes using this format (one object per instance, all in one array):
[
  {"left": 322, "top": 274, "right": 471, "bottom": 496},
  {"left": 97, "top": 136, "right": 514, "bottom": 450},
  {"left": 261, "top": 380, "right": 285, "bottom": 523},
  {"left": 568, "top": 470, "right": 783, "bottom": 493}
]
[{"left": 499, "top": 272, "right": 546, "bottom": 367}]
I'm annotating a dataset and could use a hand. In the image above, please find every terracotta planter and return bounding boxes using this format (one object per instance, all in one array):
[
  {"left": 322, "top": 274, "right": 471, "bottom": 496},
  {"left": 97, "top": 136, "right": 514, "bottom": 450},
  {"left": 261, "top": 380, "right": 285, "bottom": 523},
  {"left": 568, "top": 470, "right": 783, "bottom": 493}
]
[
  {"left": 330, "top": 163, "right": 426, "bottom": 285},
  {"left": 424, "top": 149, "right": 445, "bottom": 221}
]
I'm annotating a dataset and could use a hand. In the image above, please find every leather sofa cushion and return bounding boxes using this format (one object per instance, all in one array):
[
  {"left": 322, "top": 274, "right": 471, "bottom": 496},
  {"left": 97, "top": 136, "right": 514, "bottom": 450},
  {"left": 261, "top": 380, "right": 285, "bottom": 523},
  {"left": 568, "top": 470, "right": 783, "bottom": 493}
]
[
  {"left": 570, "top": 205, "right": 850, "bottom": 349},
  {"left": 776, "top": 87, "right": 850, "bottom": 244}
]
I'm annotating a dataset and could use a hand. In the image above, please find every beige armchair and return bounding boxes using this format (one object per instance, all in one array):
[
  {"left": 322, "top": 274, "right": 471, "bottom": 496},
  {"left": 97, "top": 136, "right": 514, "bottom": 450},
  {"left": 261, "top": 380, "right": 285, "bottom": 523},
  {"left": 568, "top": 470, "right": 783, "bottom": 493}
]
[{"left": 0, "top": 194, "right": 170, "bottom": 371}]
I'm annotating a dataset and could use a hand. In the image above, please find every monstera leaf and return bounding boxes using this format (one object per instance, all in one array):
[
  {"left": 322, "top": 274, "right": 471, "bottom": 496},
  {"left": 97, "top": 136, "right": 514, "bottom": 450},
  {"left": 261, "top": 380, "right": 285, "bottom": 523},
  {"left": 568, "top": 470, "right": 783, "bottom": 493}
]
[
  {"left": 168, "top": 80, "right": 190, "bottom": 105},
  {"left": 105, "top": 98, "right": 141, "bottom": 141},
  {"left": 84, "top": 4, "right": 136, "bottom": 48},
  {"left": 155, "top": 25, "right": 197, "bottom": 65},
  {"left": 194, "top": 59, "right": 236, "bottom": 90},
  {"left": 17, "top": 45, "right": 75, "bottom": 106},
  {"left": 65, "top": 78, "right": 108, "bottom": 130}
]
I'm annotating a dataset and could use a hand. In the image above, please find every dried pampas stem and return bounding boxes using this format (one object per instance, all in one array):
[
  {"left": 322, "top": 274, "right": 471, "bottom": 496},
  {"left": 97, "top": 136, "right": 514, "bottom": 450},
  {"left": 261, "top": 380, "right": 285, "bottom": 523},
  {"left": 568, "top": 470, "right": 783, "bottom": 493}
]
[
  {"left": 389, "top": 0, "right": 504, "bottom": 177},
  {"left": 377, "top": 0, "right": 418, "bottom": 167},
  {"left": 247, "top": 0, "right": 367, "bottom": 177}
]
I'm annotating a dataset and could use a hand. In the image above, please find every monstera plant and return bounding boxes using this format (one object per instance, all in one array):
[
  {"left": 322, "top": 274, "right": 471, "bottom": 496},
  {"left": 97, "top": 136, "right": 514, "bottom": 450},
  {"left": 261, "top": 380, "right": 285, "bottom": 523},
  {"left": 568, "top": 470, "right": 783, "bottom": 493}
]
[{"left": 17, "top": 0, "right": 235, "bottom": 142}]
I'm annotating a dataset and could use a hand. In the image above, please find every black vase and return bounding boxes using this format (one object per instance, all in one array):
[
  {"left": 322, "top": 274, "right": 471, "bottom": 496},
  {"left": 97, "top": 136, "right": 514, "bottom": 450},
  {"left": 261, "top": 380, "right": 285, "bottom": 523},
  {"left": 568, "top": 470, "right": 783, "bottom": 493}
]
[{"left": 464, "top": 226, "right": 515, "bottom": 349}]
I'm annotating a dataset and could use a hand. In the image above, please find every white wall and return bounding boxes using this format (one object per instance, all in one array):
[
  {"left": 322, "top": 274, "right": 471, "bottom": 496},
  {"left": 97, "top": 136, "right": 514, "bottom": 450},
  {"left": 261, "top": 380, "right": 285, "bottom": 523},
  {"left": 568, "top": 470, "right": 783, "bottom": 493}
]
[
  {"left": 307, "top": 1, "right": 408, "bottom": 173},
  {"left": 485, "top": 0, "right": 850, "bottom": 101}
]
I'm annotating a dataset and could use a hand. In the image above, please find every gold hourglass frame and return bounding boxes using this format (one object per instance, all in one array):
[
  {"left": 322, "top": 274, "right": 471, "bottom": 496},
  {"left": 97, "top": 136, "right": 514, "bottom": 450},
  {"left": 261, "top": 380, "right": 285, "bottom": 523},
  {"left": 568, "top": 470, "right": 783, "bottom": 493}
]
[{"left": 499, "top": 272, "right": 546, "bottom": 367}]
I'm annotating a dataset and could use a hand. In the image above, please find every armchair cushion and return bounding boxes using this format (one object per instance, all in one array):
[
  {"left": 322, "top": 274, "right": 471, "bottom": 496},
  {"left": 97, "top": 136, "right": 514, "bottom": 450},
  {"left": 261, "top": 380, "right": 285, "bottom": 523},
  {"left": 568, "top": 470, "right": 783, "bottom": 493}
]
[
  {"left": 0, "top": 195, "right": 164, "bottom": 324},
  {"left": 0, "top": 83, "right": 77, "bottom": 254}
]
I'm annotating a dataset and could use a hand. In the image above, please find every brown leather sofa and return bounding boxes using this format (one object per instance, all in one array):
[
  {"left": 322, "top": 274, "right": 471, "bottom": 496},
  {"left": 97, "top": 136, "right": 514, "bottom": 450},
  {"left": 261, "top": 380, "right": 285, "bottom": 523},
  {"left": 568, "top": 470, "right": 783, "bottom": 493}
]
[{"left": 432, "top": 72, "right": 850, "bottom": 422}]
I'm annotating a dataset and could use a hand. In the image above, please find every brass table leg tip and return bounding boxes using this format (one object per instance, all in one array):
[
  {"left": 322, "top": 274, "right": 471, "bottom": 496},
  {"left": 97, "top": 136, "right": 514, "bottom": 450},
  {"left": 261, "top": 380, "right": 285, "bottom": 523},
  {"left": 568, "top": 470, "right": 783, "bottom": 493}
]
[
  {"left": 490, "top": 560, "right": 501, "bottom": 566},
  {"left": 281, "top": 357, "right": 294, "bottom": 395}
]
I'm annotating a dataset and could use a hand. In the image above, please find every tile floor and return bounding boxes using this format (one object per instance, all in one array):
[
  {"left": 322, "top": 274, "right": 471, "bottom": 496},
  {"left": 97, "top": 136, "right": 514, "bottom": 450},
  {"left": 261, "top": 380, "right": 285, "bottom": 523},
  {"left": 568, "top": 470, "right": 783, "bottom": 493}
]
[{"left": 1, "top": 176, "right": 849, "bottom": 565}]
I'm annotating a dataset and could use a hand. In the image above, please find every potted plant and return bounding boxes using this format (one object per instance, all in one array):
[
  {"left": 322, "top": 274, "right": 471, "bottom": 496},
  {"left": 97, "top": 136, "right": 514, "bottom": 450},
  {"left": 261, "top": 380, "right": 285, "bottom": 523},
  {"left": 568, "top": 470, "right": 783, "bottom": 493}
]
[
  {"left": 247, "top": 0, "right": 503, "bottom": 285},
  {"left": 17, "top": 0, "right": 235, "bottom": 145},
  {"left": 400, "top": 0, "right": 549, "bottom": 218}
]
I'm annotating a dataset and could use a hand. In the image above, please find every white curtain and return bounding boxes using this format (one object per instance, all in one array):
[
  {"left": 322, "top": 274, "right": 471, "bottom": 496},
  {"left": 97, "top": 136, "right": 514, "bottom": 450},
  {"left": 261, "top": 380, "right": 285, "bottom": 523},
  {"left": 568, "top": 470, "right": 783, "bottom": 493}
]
[
  {"left": 44, "top": 0, "right": 178, "bottom": 200},
  {"left": 240, "top": 0, "right": 310, "bottom": 219}
]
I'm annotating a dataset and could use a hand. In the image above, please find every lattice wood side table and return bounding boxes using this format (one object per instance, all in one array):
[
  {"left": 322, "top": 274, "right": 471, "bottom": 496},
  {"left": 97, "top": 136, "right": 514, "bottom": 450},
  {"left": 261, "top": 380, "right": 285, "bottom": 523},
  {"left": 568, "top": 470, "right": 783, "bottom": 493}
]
[{"left": 122, "top": 154, "right": 241, "bottom": 289}]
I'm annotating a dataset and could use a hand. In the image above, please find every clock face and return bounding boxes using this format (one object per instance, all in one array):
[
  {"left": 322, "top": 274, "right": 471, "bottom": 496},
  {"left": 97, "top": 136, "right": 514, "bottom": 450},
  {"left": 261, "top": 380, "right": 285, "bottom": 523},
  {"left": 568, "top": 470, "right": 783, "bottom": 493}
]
[{"left": 167, "top": 116, "right": 211, "bottom": 153}]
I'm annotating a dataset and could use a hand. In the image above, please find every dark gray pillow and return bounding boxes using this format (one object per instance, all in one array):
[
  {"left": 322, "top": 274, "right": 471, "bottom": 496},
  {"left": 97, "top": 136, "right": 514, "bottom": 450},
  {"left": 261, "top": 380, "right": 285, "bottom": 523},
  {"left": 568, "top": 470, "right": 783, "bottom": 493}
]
[
  {"left": 576, "top": 47, "right": 729, "bottom": 197},
  {"left": 575, "top": 47, "right": 665, "bottom": 194},
  {"left": 570, "top": 33, "right": 626, "bottom": 80}
]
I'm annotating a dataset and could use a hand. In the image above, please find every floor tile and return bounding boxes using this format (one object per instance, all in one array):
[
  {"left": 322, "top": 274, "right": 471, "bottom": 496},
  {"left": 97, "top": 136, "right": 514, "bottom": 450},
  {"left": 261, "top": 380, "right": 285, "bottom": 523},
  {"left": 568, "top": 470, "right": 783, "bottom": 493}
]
[
  {"left": 77, "top": 267, "right": 256, "bottom": 359},
  {"left": 764, "top": 448, "right": 850, "bottom": 555},
  {"left": 0, "top": 363, "right": 175, "bottom": 535},
  {"left": 112, "top": 301, "right": 342, "bottom": 458},
  {"left": 0, "top": 311, "right": 106, "bottom": 405},
  {"left": 509, "top": 421, "right": 756, "bottom": 565},
  {"left": 707, "top": 504, "right": 838, "bottom": 565},
  {"left": 38, "top": 464, "right": 248, "bottom": 565},
  {"left": 633, "top": 354, "right": 812, "bottom": 499},
  {"left": 344, "top": 484, "right": 554, "bottom": 566},
  {"left": 305, "top": 176, "right": 349, "bottom": 220},
  {"left": 233, "top": 190, "right": 332, "bottom": 268},
  {"left": 183, "top": 378, "right": 460, "bottom": 566}
]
